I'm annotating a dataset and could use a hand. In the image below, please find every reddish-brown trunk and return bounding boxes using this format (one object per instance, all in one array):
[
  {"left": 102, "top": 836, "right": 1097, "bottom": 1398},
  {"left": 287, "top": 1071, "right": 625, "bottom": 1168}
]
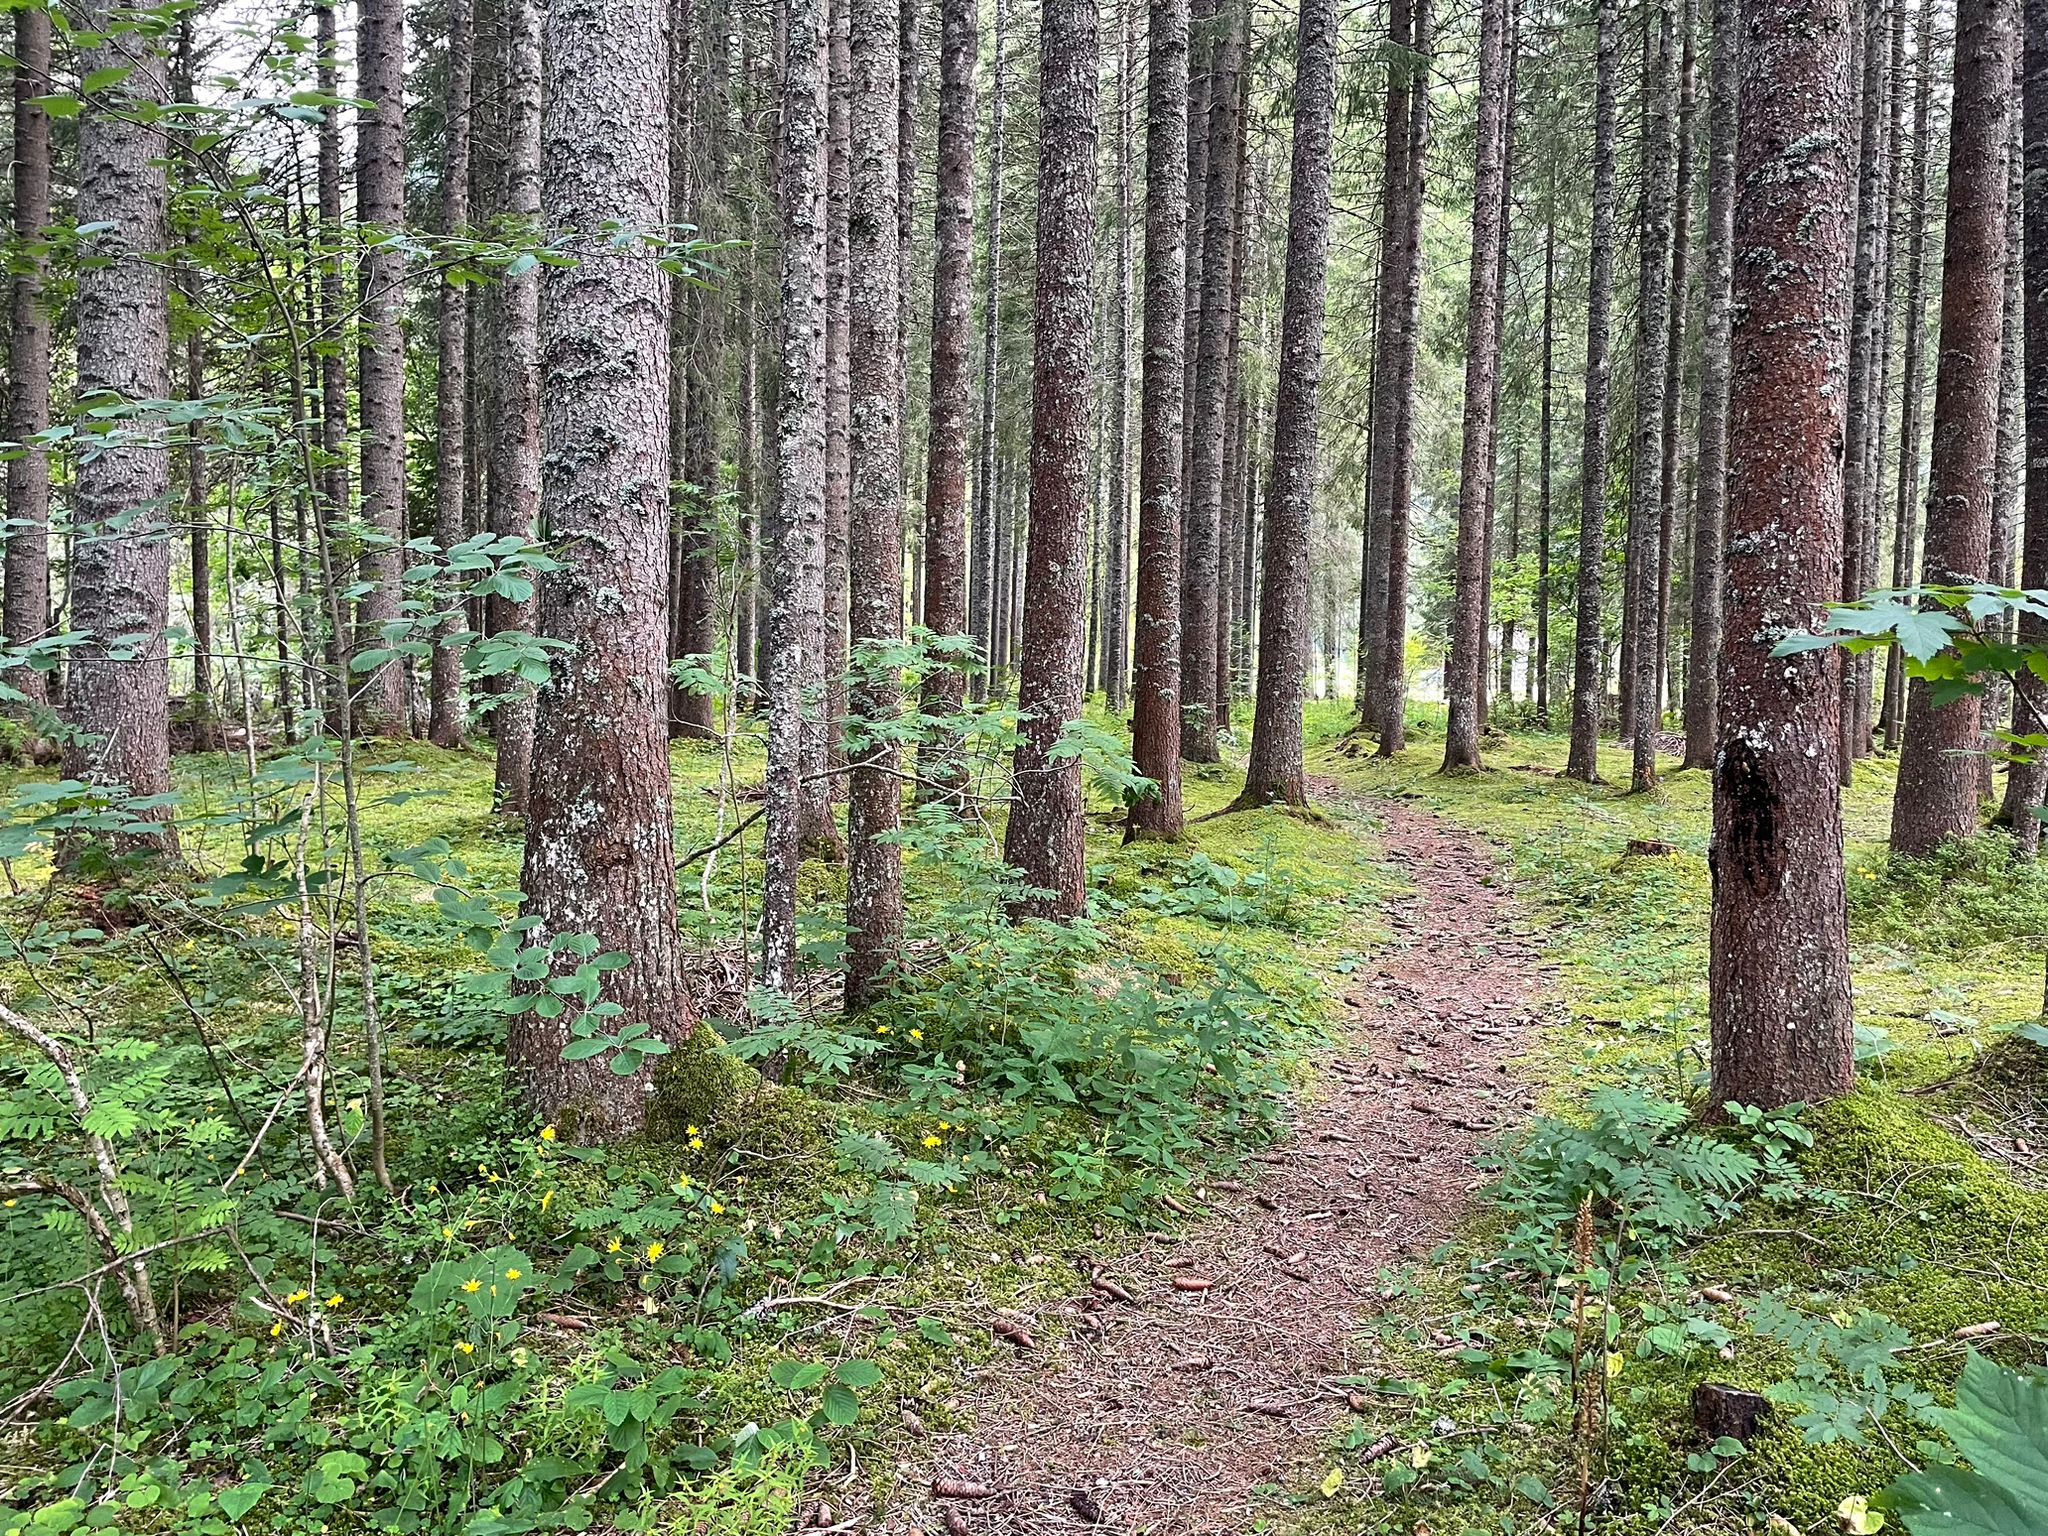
[
  {"left": 1891, "top": 0, "right": 2014, "bottom": 855},
  {"left": 1004, "top": 0, "right": 1098, "bottom": 916},
  {"left": 1709, "top": 0, "right": 1856, "bottom": 1111}
]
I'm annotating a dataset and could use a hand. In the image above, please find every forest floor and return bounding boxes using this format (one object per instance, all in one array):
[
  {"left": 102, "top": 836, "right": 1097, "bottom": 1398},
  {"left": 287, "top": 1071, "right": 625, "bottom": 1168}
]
[
  {"left": 6, "top": 705, "right": 2048, "bottom": 1536},
  {"left": 890, "top": 798, "right": 1552, "bottom": 1536}
]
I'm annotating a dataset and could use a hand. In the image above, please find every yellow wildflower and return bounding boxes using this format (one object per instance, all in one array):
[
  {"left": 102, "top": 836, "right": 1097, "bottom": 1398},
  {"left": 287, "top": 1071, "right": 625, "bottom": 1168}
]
[
  {"left": 540, "top": 1125, "right": 557, "bottom": 1142},
  {"left": 441, "top": 1226, "right": 454, "bottom": 1240},
  {"left": 607, "top": 1237, "right": 623, "bottom": 1254},
  {"left": 269, "top": 1321, "right": 283, "bottom": 1337},
  {"left": 689, "top": 1136, "right": 703, "bottom": 1151},
  {"left": 686, "top": 1126, "right": 700, "bottom": 1137},
  {"left": 876, "top": 1024, "right": 891, "bottom": 1034},
  {"left": 922, "top": 1135, "right": 941, "bottom": 1149},
  {"left": 909, "top": 1029, "right": 923, "bottom": 1041},
  {"left": 505, "top": 1268, "right": 522, "bottom": 1281},
  {"left": 462, "top": 1279, "right": 481, "bottom": 1294},
  {"left": 646, "top": 1241, "right": 666, "bottom": 1263},
  {"left": 709, "top": 1200, "right": 725, "bottom": 1216},
  {"left": 285, "top": 1290, "right": 310, "bottom": 1305},
  {"left": 539, "top": 1189, "right": 553, "bottom": 1212},
  {"left": 455, "top": 1340, "right": 475, "bottom": 1354},
  {"left": 325, "top": 1295, "right": 343, "bottom": 1308}
]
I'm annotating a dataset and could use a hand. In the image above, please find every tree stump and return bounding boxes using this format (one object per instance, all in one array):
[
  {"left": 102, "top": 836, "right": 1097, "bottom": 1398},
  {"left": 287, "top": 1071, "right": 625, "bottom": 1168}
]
[{"left": 1691, "top": 1382, "right": 1770, "bottom": 1445}]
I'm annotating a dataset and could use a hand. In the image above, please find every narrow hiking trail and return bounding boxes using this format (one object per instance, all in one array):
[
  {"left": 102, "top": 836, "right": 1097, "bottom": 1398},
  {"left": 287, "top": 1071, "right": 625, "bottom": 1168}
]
[{"left": 883, "top": 796, "right": 1560, "bottom": 1536}]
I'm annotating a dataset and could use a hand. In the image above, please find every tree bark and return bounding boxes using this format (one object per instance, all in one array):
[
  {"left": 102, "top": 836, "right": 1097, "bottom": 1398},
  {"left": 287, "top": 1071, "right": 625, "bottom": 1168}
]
[
  {"left": 918, "top": 0, "right": 977, "bottom": 800},
  {"left": 1442, "top": 0, "right": 1512, "bottom": 773},
  {"left": 807, "top": 0, "right": 852, "bottom": 854},
  {"left": 316, "top": 0, "right": 351, "bottom": 742},
  {"left": 1624, "top": 0, "right": 1676, "bottom": 792},
  {"left": 969, "top": 0, "right": 1008, "bottom": 703},
  {"left": 1684, "top": 0, "right": 1739, "bottom": 771},
  {"left": 1891, "top": 0, "right": 2014, "bottom": 856},
  {"left": 844, "top": 0, "right": 905, "bottom": 1004},
  {"left": 1839, "top": 0, "right": 1892, "bottom": 780},
  {"left": 1536, "top": 206, "right": 1555, "bottom": 725},
  {"left": 4, "top": 5, "right": 51, "bottom": 714},
  {"left": 1004, "top": 0, "right": 1098, "bottom": 916},
  {"left": 1358, "top": 0, "right": 1414, "bottom": 732},
  {"left": 64, "top": 6, "right": 177, "bottom": 858},
  {"left": 1658, "top": 0, "right": 1697, "bottom": 733},
  {"left": 513, "top": 0, "right": 698, "bottom": 1138},
  {"left": 488, "top": 0, "right": 542, "bottom": 814},
  {"left": 430, "top": 0, "right": 475, "bottom": 750},
  {"left": 356, "top": 0, "right": 410, "bottom": 734},
  {"left": 1126, "top": 0, "right": 1189, "bottom": 841},
  {"left": 1710, "top": 0, "right": 1857, "bottom": 1111},
  {"left": 1178, "top": 5, "right": 1242, "bottom": 765},
  {"left": 1567, "top": 0, "right": 1620, "bottom": 782},
  {"left": 763, "top": 0, "right": 828, "bottom": 992},
  {"left": 2005, "top": 0, "right": 2048, "bottom": 850},
  {"left": 1374, "top": 0, "right": 1433, "bottom": 757},
  {"left": 1233, "top": 0, "right": 1338, "bottom": 808},
  {"left": 1880, "top": 0, "right": 1935, "bottom": 751},
  {"left": 1105, "top": 0, "right": 1138, "bottom": 714}
]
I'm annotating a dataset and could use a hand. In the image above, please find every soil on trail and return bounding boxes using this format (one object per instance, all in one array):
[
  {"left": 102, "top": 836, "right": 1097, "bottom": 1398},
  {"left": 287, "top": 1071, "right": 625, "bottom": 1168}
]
[{"left": 882, "top": 796, "right": 1555, "bottom": 1536}]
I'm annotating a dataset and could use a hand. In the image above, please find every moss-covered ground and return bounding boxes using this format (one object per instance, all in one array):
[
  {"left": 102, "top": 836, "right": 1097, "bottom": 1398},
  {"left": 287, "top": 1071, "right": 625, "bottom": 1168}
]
[{"left": 1296, "top": 699, "right": 2048, "bottom": 1536}]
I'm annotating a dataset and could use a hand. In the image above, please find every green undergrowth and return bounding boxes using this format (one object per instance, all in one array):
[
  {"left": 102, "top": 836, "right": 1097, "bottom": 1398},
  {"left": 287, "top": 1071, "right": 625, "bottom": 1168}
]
[
  {"left": 1293, "top": 700, "right": 2048, "bottom": 1536},
  {"left": 0, "top": 709, "right": 1401, "bottom": 1534}
]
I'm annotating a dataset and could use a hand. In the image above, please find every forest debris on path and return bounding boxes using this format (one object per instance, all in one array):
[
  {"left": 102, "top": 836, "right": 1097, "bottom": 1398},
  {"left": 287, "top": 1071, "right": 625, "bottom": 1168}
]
[{"left": 881, "top": 795, "right": 1550, "bottom": 1535}]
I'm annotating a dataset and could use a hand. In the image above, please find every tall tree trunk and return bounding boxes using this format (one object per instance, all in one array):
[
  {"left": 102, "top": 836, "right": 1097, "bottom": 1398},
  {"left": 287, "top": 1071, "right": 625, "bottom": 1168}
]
[
  {"left": 1987, "top": 109, "right": 2025, "bottom": 806},
  {"left": 1862, "top": 0, "right": 1910, "bottom": 749},
  {"left": 1004, "top": 0, "right": 1098, "bottom": 915},
  {"left": 1710, "top": 0, "right": 1856, "bottom": 1111},
  {"left": 1179, "top": 5, "right": 1242, "bottom": 764},
  {"left": 174, "top": 18, "right": 215, "bottom": 756},
  {"left": 1536, "top": 206, "right": 1555, "bottom": 726},
  {"left": 2004, "top": 0, "right": 2048, "bottom": 851},
  {"left": 969, "top": 0, "right": 1008, "bottom": 703},
  {"left": 763, "top": 0, "right": 828, "bottom": 992},
  {"left": 1624, "top": 0, "right": 1676, "bottom": 792},
  {"left": 488, "top": 0, "right": 542, "bottom": 814},
  {"left": 1127, "top": 0, "right": 1188, "bottom": 840},
  {"left": 1881, "top": 0, "right": 1936, "bottom": 750},
  {"left": 673, "top": 0, "right": 724, "bottom": 741},
  {"left": 356, "top": 0, "right": 409, "bottom": 734},
  {"left": 1891, "top": 0, "right": 2015, "bottom": 855},
  {"left": 808, "top": 0, "right": 852, "bottom": 854},
  {"left": 1683, "top": 0, "right": 1739, "bottom": 771},
  {"left": 1216, "top": 55, "right": 1253, "bottom": 728},
  {"left": 3, "top": 5, "right": 50, "bottom": 714},
  {"left": 1566, "top": 0, "right": 1620, "bottom": 781},
  {"left": 317, "top": 0, "right": 351, "bottom": 741},
  {"left": 919, "top": 0, "right": 977, "bottom": 798},
  {"left": 1105, "top": 0, "right": 1137, "bottom": 714},
  {"left": 1658, "top": 0, "right": 1697, "bottom": 731},
  {"left": 430, "top": 0, "right": 475, "bottom": 750},
  {"left": 1442, "top": 0, "right": 1512, "bottom": 771},
  {"left": 1234, "top": 0, "right": 1338, "bottom": 807},
  {"left": 65, "top": 7, "right": 176, "bottom": 857},
  {"left": 1374, "top": 0, "right": 1433, "bottom": 756},
  {"left": 513, "top": 0, "right": 700, "bottom": 1138},
  {"left": 1839, "top": 0, "right": 1892, "bottom": 780},
  {"left": 1358, "top": 0, "right": 1414, "bottom": 731},
  {"left": 1180, "top": 0, "right": 1217, "bottom": 533},
  {"left": 844, "top": 0, "right": 905, "bottom": 1004}
]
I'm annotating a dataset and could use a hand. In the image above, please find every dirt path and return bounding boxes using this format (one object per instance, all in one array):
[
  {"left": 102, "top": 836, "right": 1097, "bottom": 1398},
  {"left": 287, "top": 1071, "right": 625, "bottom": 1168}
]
[{"left": 884, "top": 796, "right": 1555, "bottom": 1536}]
